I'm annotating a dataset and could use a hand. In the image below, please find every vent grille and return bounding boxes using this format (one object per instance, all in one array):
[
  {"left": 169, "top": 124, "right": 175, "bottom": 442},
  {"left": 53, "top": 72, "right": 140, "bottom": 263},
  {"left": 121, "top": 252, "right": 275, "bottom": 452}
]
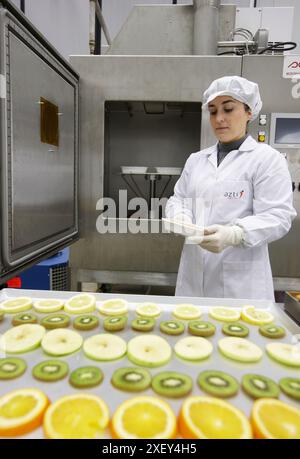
[{"left": 50, "top": 265, "right": 69, "bottom": 291}]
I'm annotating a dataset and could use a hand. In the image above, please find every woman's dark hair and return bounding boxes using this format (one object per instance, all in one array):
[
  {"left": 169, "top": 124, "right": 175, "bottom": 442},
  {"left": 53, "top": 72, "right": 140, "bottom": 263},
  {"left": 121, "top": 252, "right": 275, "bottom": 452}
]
[{"left": 243, "top": 103, "right": 251, "bottom": 129}]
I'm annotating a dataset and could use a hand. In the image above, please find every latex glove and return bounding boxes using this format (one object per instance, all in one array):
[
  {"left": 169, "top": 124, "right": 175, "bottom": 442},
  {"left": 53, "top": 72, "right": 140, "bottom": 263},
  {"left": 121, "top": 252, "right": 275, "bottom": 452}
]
[{"left": 199, "top": 224, "right": 244, "bottom": 253}]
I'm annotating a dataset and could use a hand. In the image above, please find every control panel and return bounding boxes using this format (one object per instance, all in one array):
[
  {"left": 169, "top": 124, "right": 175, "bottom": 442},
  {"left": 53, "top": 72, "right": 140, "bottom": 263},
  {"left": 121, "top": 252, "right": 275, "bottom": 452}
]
[{"left": 252, "top": 114, "right": 300, "bottom": 201}]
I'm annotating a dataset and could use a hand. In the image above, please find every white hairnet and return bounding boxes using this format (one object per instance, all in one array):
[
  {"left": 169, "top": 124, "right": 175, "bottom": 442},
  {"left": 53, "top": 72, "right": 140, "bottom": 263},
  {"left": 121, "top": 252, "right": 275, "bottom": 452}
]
[{"left": 202, "top": 76, "right": 262, "bottom": 121}]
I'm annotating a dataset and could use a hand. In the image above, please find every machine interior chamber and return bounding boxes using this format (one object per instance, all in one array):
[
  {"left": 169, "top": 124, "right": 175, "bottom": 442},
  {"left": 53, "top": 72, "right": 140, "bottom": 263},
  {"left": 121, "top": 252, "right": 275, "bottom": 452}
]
[{"left": 104, "top": 101, "right": 201, "bottom": 218}]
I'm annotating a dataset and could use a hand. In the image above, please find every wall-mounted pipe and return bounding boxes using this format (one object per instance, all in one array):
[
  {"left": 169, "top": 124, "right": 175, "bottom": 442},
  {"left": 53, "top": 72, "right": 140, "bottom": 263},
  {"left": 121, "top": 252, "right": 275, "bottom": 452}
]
[
  {"left": 95, "top": 0, "right": 111, "bottom": 46},
  {"left": 193, "top": 0, "right": 220, "bottom": 55},
  {"left": 89, "top": 0, "right": 96, "bottom": 54}
]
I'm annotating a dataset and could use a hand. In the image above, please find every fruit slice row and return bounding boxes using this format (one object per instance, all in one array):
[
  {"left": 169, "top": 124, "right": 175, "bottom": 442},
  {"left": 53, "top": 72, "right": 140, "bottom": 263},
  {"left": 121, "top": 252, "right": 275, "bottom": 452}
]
[
  {"left": 1, "top": 388, "right": 300, "bottom": 439},
  {"left": 2, "top": 324, "right": 300, "bottom": 371}
]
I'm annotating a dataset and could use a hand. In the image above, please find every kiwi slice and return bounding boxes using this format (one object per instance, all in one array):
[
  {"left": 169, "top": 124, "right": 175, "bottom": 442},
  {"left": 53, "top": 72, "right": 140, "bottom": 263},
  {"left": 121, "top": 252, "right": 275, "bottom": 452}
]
[
  {"left": 131, "top": 317, "right": 155, "bottom": 332},
  {"left": 242, "top": 374, "right": 280, "bottom": 399},
  {"left": 12, "top": 313, "right": 38, "bottom": 326},
  {"left": 73, "top": 315, "right": 99, "bottom": 331},
  {"left": 152, "top": 371, "right": 192, "bottom": 398},
  {"left": 188, "top": 320, "right": 216, "bottom": 337},
  {"left": 69, "top": 366, "right": 103, "bottom": 388},
  {"left": 197, "top": 370, "right": 239, "bottom": 398},
  {"left": 259, "top": 324, "right": 286, "bottom": 339},
  {"left": 279, "top": 377, "right": 300, "bottom": 401},
  {"left": 160, "top": 320, "right": 185, "bottom": 336},
  {"left": 111, "top": 367, "right": 151, "bottom": 392},
  {"left": 104, "top": 316, "right": 127, "bottom": 332},
  {"left": 32, "top": 360, "right": 69, "bottom": 382},
  {"left": 222, "top": 322, "right": 249, "bottom": 338},
  {"left": 0, "top": 357, "right": 27, "bottom": 380},
  {"left": 41, "top": 314, "right": 70, "bottom": 329}
]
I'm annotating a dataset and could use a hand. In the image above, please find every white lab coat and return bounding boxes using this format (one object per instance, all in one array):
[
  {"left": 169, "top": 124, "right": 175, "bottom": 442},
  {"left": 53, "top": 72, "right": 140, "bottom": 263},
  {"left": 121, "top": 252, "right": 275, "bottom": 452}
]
[{"left": 165, "top": 136, "right": 297, "bottom": 301}]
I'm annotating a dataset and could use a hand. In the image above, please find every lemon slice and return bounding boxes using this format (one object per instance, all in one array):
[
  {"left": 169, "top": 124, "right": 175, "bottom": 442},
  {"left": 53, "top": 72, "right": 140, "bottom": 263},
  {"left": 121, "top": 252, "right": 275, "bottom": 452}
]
[
  {"left": 33, "top": 299, "right": 64, "bottom": 313},
  {"left": 64, "top": 294, "right": 96, "bottom": 314},
  {"left": 44, "top": 393, "right": 110, "bottom": 439},
  {"left": 136, "top": 303, "right": 161, "bottom": 318},
  {"left": 209, "top": 307, "right": 240, "bottom": 322},
  {"left": 266, "top": 342, "right": 300, "bottom": 367},
  {"left": 241, "top": 305, "right": 274, "bottom": 325},
  {"left": 173, "top": 304, "right": 202, "bottom": 320},
  {"left": 97, "top": 299, "right": 128, "bottom": 316},
  {"left": 0, "top": 297, "right": 32, "bottom": 314},
  {"left": 0, "top": 388, "right": 49, "bottom": 437}
]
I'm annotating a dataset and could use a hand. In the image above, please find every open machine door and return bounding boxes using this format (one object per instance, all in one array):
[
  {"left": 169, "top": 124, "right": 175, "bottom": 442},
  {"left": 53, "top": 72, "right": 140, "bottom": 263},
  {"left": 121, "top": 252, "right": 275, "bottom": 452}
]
[{"left": 0, "top": 0, "right": 79, "bottom": 283}]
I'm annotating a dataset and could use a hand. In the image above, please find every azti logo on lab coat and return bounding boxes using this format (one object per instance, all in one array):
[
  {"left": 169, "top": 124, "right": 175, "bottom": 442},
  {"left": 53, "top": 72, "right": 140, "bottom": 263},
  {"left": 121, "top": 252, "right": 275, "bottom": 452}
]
[{"left": 224, "top": 190, "right": 244, "bottom": 199}]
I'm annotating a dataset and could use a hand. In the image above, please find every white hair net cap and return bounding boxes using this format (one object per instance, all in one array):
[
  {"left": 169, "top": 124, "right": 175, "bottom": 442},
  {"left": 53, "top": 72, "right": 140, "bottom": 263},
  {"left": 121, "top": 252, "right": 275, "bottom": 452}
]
[{"left": 202, "top": 76, "right": 262, "bottom": 121}]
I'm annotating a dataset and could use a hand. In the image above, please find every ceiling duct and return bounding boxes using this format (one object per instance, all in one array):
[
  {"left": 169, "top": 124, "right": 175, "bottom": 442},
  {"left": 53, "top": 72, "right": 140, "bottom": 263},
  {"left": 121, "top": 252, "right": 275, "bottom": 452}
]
[{"left": 193, "top": 0, "right": 221, "bottom": 55}]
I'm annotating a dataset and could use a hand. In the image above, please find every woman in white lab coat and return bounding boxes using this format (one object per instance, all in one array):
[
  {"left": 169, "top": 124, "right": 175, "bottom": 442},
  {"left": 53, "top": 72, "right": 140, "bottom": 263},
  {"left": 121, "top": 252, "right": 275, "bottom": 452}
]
[{"left": 166, "top": 76, "right": 296, "bottom": 301}]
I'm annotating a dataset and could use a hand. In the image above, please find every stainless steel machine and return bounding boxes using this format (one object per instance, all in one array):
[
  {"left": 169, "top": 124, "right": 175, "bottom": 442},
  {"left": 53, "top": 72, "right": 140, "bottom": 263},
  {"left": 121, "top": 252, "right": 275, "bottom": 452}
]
[
  {"left": 0, "top": 0, "right": 79, "bottom": 284},
  {"left": 0, "top": 0, "right": 299, "bottom": 295}
]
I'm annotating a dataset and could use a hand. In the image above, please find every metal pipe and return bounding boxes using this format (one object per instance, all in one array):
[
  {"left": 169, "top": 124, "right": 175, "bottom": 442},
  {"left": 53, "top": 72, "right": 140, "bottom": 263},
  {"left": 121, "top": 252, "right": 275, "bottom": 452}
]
[
  {"left": 193, "top": 0, "right": 220, "bottom": 55},
  {"left": 89, "top": 0, "right": 96, "bottom": 54},
  {"left": 218, "top": 40, "right": 255, "bottom": 48},
  {"left": 95, "top": 0, "right": 102, "bottom": 54},
  {"left": 95, "top": 0, "right": 111, "bottom": 46}
]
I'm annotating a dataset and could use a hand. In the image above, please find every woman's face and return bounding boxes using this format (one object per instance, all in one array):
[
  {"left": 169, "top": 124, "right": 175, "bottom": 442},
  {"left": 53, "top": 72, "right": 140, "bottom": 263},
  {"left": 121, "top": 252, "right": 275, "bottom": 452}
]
[{"left": 208, "top": 96, "right": 252, "bottom": 143}]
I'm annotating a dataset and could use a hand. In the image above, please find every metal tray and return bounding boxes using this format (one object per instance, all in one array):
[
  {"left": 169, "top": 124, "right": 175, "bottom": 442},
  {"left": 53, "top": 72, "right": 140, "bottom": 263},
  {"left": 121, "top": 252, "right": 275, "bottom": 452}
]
[{"left": 0, "top": 288, "right": 299, "bottom": 439}]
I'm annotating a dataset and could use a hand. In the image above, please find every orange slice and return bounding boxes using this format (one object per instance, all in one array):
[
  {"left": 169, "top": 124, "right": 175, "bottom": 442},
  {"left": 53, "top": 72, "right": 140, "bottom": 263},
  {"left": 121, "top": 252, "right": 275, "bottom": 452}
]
[
  {"left": 43, "top": 393, "right": 109, "bottom": 439},
  {"left": 179, "top": 396, "right": 253, "bottom": 439},
  {"left": 251, "top": 398, "right": 300, "bottom": 439},
  {"left": 111, "top": 396, "right": 177, "bottom": 439},
  {"left": 0, "top": 388, "right": 49, "bottom": 437}
]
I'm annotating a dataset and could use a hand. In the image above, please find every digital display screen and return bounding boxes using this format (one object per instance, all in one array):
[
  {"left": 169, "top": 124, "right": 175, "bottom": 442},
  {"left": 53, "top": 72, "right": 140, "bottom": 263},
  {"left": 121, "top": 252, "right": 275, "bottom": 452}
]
[{"left": 275, "top": 117, "right": 300, "bottom": 144}]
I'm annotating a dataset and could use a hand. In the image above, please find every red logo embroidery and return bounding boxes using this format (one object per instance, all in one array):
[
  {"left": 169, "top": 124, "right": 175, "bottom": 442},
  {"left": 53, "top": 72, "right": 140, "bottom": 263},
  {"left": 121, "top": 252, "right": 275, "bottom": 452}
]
[
  {"left": 224, "top": 190, "right": 245, "bottom": 199},
  {"left": 288, "top": 61, "right": 300, "bottom": 69}
]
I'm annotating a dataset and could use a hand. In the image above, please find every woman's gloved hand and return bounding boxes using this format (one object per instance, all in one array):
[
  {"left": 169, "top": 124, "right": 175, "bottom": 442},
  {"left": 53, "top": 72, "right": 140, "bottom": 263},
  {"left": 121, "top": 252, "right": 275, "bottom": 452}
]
[{"left": 199, "top": 224, "right": 244, "bottom": 253}]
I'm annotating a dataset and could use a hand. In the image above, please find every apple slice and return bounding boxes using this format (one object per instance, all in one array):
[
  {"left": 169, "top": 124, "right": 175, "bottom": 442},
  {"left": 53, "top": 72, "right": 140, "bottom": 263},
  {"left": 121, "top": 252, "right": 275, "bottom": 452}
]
[
  {"left": 218, "top": 337, "right": 263, "bottom": 363},
  {"left": 42, "top": 329, "right": 83, "bottom": 356},
  {"left": 0, "top": 324, "right": 45, "bottom": 354},
  {"left": 0, "top": 297, "right": 32, "bottom": 314},
  {"left": 266, "top": 343, "right": 300, "bottom": 368},
  {"left": 83, "top": 334, "right": 127, "bottom": 361},
  {"left": 127, "top": 335, "right": 171, "bottom": 367},
  {"left": 174, "top": 337, "right": 213, "bottom": 362}
]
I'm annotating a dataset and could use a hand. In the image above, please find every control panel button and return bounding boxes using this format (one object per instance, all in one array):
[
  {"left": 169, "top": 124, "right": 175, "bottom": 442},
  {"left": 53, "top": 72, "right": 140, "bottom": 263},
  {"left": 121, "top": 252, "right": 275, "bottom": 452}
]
[
  {"left": 258, "top": 131, "right": 266, "bottom": 142},
  {"left": 259, "top": 115, "right": 267, "bottom": 126}
]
